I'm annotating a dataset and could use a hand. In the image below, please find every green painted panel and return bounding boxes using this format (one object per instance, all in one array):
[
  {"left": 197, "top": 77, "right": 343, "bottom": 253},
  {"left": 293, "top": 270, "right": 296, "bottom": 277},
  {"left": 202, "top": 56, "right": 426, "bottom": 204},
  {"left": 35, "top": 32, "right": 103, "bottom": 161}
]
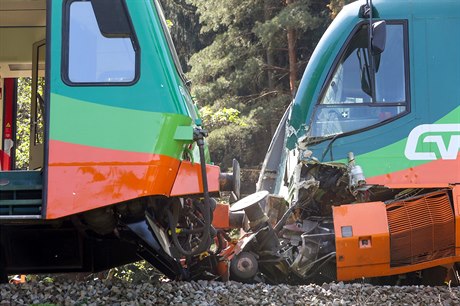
[
  {"left": 354, "top": 106, "right": 460, "bottom": 177},
  {"left": 47, "top": 0, "right": 200, "bottom": 161},
  {"left": 50, "top": 93, "right": 192, "bottom": 158},
  {"left": 174, "top": 126, "right": 194, "bottom": 142}
]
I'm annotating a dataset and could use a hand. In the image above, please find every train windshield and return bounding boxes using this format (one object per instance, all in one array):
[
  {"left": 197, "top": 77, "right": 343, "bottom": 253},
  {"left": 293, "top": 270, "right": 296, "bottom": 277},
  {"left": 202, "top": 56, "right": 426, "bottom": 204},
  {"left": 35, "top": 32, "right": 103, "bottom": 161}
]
[{"left": 310, "top": 22, "right": 408, "bottom": 138}]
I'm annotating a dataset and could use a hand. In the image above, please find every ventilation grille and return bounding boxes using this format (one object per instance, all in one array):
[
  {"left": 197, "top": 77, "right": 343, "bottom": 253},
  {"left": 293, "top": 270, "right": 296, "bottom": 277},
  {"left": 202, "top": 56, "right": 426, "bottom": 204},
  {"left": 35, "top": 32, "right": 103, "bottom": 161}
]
[{"left": 386, "top": 190, "right": 455, "bottom": 267}]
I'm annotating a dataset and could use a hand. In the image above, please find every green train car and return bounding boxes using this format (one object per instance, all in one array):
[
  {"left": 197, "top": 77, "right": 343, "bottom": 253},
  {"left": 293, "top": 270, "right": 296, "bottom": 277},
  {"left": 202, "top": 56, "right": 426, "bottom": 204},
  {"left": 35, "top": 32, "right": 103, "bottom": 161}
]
[{"left": 0, "top": 0, "right": 239, "bottom": 281}]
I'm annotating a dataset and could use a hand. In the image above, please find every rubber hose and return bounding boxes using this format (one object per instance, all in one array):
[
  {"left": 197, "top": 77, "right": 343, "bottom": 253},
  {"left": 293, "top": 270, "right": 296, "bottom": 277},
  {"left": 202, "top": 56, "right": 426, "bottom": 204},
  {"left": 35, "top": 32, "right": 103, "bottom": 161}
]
[{"left": 168, "top": 137, "right": 212, "bottom": 256}]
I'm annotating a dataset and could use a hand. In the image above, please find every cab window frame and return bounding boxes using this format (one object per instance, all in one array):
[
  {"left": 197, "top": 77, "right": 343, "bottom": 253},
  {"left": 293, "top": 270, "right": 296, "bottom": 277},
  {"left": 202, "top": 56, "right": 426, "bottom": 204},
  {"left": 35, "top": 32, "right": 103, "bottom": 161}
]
[
  {"left": 152, "top": 0, "right": 191, "bottom": 89},
  {"left": 310, "top": 19, "right": 410, "bottom": 138},
  {"left": 61, "top": 0, "right": 140, "bottom": 86}
]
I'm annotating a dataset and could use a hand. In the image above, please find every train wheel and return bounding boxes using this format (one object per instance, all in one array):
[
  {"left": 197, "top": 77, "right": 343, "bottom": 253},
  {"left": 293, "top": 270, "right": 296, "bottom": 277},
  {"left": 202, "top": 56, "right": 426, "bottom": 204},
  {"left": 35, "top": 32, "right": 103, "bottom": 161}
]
[{"left": 230, "top": 252, "right": 258, "bottom": 282}]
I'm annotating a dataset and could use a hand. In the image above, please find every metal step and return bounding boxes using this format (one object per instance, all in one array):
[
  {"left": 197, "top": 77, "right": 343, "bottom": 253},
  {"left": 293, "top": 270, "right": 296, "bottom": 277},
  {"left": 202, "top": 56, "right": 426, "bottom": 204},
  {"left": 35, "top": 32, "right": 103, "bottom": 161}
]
[{"left": 0, "top": 171, "right": 43, "bottom": 218}]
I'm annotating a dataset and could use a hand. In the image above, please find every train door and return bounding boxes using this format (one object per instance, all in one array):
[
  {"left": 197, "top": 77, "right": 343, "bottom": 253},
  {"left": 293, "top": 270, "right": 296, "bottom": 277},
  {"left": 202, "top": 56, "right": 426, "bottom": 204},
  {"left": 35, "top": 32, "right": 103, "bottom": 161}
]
[
  {"left": 0, "top": 1, "right": 47, "bottom": 172},
  {"left": 29, "top": 40, "right": 46, "bottom": 170}
]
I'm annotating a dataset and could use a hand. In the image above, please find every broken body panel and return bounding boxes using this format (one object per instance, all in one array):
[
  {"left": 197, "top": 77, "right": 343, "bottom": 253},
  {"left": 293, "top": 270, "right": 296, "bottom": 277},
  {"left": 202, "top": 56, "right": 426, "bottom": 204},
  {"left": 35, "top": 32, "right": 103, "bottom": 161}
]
[{"left": 253, "top": 0, "right": 460, "bottom": 285}]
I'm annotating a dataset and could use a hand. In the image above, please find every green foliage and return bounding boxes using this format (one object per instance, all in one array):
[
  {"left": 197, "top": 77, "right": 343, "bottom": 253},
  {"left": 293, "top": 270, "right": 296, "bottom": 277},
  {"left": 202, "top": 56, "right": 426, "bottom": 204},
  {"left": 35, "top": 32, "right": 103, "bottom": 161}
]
[
  {"left": 159, "top": 0, "right": 204, "bottom": 71},
  {"left": 187, "top": 27, "right": 265, "bottom": 109},
  {"left": 206, "top": 120, "right": 256, "bottom": 171},
  {"left": 183, "top": 0, "right": 333, "bottom": 168},
  {"left": 200, "top": 106, "right": 246, "bottom": 130},
  {"left": 110, "top": 261, "right": 162, "bottom": 283},
  {"left": 328, "top": 0, "right": 354, "bottom": 18},
  {"left": 190, "top": 0, "right": 260, "bottom": 33},
  {"left": 253, "top": 1, "right": 323, "bottom": 48},
  {"left": 14, "top": 77, "right": 45, "bottom": 170},
  {"left": 200, "top": 92, "right": 292, "bottom": 170},
  {"left": 15, "top": 78, "right": 32, "bottom": 170},
  {"left": 200, "top": 104, "right": 256, "bottom": 169}
]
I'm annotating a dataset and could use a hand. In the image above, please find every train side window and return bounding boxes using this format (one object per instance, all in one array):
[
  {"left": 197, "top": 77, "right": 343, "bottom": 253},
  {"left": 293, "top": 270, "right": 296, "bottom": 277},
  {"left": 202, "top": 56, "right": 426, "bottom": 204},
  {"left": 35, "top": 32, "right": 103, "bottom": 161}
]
[
  {"left": 64, "top": 0, "right": 139, "bottom": 84},
  {"left": 311, "top": 21, "right": 409, "bottom": 138}
]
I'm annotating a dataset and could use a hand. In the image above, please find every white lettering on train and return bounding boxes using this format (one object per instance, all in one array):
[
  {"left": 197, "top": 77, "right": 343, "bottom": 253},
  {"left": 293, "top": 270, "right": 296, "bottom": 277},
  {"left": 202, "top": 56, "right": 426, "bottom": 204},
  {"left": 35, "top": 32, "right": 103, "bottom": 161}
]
[{"left": 405, "top": 124, "right": 460, "bottom": 160}]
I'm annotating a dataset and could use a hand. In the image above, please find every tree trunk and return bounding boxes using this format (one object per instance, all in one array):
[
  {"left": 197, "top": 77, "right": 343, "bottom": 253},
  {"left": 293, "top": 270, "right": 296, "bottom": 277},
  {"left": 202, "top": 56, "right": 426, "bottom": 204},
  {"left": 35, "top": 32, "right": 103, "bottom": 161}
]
[
  {"left": 286, "top": 0, "right": 297, "bottom": 98},
  {"left": 264, "top": 0, "right": 275, "bottom": 90}
]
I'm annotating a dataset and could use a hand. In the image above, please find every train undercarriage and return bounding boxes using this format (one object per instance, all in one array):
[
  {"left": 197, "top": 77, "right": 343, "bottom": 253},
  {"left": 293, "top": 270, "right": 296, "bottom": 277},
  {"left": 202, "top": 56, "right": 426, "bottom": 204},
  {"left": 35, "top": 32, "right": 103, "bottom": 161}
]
[
  {"left": 2, "top": 155, "right": 460, "bottom": 286},
  {"left": 221, "top": 159, "right": 460, "bottom": 286}
]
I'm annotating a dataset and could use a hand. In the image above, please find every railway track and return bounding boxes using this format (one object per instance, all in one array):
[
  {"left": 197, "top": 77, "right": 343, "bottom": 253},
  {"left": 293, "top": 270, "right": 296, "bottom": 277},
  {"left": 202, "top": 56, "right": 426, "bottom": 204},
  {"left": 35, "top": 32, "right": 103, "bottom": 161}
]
[{"left": 1, "top": 280, "right": 459, "bottom": 305}]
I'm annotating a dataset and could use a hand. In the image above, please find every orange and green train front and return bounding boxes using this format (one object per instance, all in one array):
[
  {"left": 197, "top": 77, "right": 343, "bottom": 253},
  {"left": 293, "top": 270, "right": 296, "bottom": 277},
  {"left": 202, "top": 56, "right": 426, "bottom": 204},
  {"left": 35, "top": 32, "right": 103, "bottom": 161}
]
[
  {"left": 44, "top": 0, "right": 219, "bottom": 219},
  {"left": 286, "top": 0, "right": 460, "bottom": 282}
]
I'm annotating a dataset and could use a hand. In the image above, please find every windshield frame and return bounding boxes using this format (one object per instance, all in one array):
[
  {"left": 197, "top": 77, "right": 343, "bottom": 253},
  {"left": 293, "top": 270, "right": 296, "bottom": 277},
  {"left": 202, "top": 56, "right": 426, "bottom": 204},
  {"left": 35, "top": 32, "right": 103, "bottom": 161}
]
[
  {"left": 152, "top": 0, "right": 190, "bottom": 87},
  {"left": 307, "top": 19, "right": 410, "bottom": 143}
]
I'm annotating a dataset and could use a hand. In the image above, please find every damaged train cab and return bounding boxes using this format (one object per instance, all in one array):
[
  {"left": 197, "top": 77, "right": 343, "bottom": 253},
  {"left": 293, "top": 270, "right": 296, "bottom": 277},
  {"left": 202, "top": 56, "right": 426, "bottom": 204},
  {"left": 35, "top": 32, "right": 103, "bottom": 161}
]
[{"left": 234, "top": 0, "right": 460, "bottom": 285}]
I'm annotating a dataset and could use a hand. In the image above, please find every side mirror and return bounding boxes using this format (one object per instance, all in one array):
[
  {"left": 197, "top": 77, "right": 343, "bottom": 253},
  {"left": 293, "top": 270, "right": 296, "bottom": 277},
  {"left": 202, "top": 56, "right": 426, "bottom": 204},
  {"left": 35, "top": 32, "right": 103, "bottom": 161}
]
[{"left": 371, "top": 20, "right": 386, "bottom": 55}]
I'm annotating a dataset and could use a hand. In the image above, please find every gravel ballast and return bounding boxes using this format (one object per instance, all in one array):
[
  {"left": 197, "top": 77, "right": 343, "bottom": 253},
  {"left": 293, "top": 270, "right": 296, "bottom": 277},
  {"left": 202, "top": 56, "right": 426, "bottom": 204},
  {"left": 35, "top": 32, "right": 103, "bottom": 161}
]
[{"left": 1, "top": 280, "right": 459, "bottom": 305}]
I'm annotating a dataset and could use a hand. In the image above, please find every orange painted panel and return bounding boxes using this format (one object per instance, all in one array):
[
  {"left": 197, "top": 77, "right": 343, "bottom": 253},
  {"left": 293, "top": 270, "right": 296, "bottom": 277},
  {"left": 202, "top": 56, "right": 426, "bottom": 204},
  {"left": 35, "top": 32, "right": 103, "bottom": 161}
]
[
  {"left": 367, "top": 153, "right": 460, "bottom": 187},
  {"left": 338, "top": 255, "right": 460, "bottom": 281},
  {"left": 333, "top": 202, "right": 389, "bottom": 237},
  {"left": 453, "top": 185, "right": 460, "bottom": 256},
  {"left": 337, "top": 263, "right": 389, "bottom": 281},
  {"left": 170, "top": 161, "right": 220, "bottom": 197},
  {"left": 333, "top": 202, "right": 390, "bottom": 276},
  {"left": 46, "top": 140, "right": 180, "bottom": 219},
  {"left": 212, "top": 203, "right": 230, "bottom": 229},
  {"left": 333, "top": 198, "right": 460, "bottom": 281}
]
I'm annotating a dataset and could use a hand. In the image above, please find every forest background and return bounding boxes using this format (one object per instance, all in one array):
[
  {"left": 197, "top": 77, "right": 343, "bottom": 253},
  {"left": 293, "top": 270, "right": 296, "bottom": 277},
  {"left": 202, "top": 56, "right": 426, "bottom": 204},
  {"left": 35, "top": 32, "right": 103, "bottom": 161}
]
[{"left": 160, "top": 0, "right": 353, "bottom": 171}]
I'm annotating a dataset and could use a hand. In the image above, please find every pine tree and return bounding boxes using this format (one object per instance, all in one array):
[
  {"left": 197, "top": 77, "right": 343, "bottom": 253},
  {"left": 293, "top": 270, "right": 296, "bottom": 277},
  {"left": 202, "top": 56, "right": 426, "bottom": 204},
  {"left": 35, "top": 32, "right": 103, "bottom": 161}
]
[
  {"left": 328, "top": 0, "right": 354, "bottom": 19},
  {"left": 184, "top": 0, "right": 333, "bottom": 168},
  {"left": 159, "top": 0, "right": 204, "bottom": 70}
]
